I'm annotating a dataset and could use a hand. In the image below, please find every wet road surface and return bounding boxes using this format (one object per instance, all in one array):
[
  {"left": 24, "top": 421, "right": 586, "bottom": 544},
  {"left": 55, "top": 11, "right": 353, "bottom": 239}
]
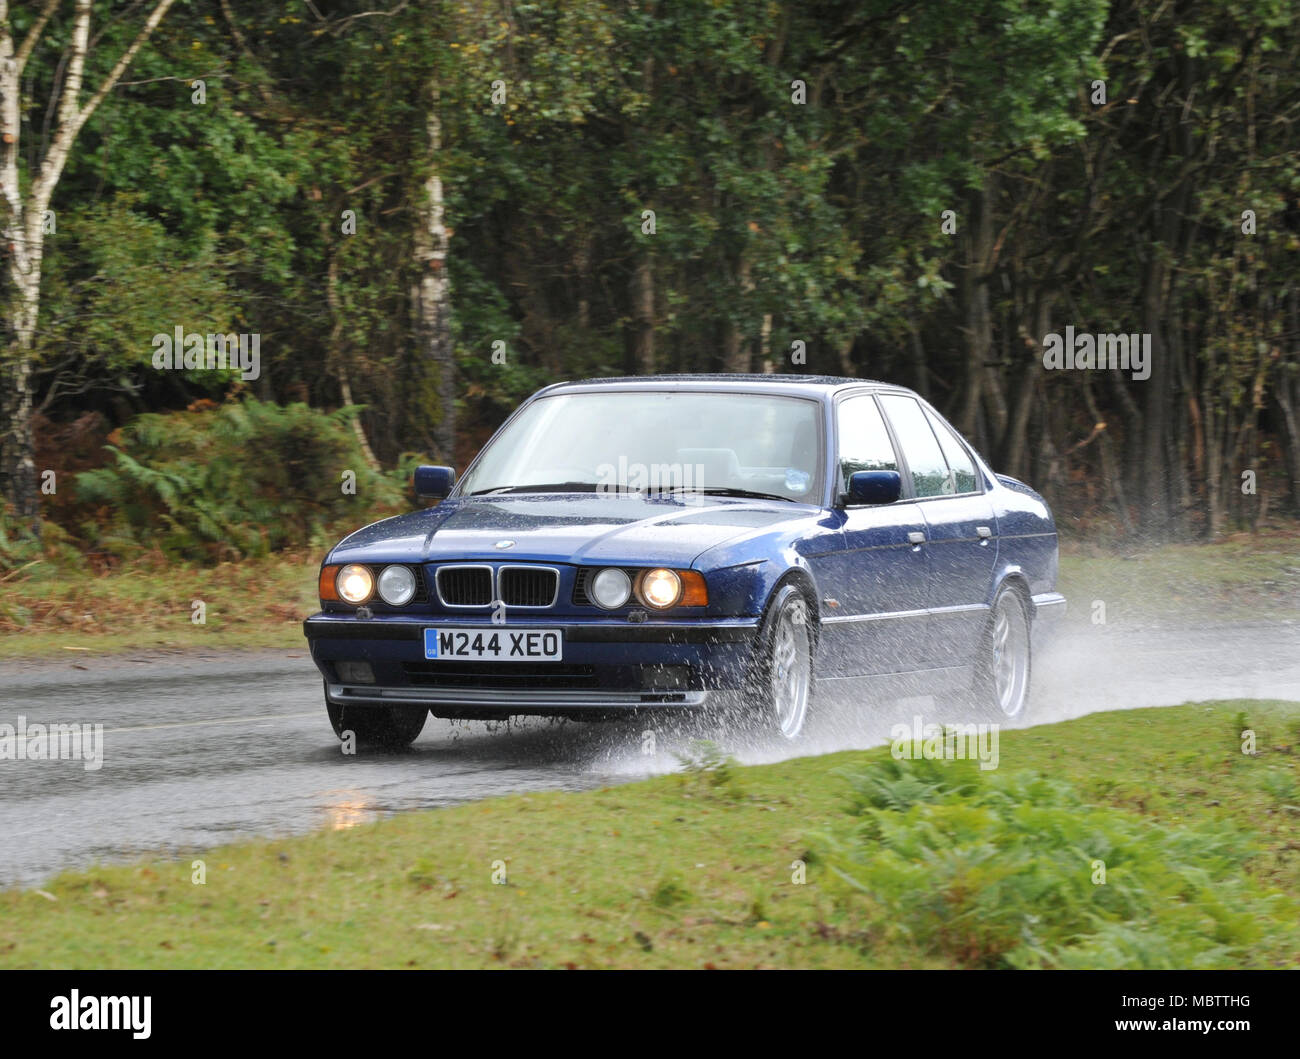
[{"left": 2, "top": 619, "right": 1298, "bottom": 888}]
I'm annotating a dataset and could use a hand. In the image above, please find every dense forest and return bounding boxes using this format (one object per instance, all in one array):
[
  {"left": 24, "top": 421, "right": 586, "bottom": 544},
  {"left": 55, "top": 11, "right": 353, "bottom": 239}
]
[{"left": 2, "top": 0, "right": 1299, "bottom": 559}]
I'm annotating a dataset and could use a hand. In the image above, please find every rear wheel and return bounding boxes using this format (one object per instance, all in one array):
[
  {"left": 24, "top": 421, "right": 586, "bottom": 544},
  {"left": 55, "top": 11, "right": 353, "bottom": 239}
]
[
  {"left": 972, "top": 586, "right": 1031, "bottom": 720},
  {"left": 325, "top": 686, "right": 428, "bottom": 748},
  {"left": 744, "top": 583, "right": 814, "bottom": 740}
]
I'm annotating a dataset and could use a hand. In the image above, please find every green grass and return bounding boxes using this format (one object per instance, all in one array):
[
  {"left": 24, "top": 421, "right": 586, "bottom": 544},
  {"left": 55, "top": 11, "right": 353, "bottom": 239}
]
[
  {"left": 3, "top": 699, "right": 1298, "bottom": 969},
  {"left": 0, "top": 553, "right": 318, "bottom": 658},
  {"left": 1058, "top": 528, "right": 1300, "bottom": 624}
]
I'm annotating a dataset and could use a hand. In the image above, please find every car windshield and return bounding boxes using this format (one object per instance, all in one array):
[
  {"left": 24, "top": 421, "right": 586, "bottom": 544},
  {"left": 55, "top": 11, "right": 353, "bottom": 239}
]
[{"left": 458, "top": 390, "right": 822, "bottom": 502}]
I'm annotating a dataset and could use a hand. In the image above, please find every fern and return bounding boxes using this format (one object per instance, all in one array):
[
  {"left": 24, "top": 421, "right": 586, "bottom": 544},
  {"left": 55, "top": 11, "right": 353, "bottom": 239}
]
[
  {"left": 72, "top": 398, "right": 406, "bottom": 561},
  {"left": 818, "top": 758, "right": 1295, "bottom": 969}
]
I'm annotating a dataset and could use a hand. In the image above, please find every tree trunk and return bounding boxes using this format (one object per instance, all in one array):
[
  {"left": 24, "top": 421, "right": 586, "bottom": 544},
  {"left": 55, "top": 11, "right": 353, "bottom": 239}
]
[
  {"left": 1202, "top": 376, "right": 1225, "bottom": 539},
  {"left": 906, "top": 316, "right": 928, "bottom": 399},
  {"left": 1280, "top": 288, "right": 1300, "bottom": 515},
  {"left": 722, "top": 257, "right": 753, "bottom": 372},
  {"left": 2, "top": 287, "right": 41, "bottom": 532},
  {"left": 414, "top": 82, "right": 455, "bottom": 465},
  {"left": 575, "top": 233, "right": 591, "bottom": 331},
  {"left": 1138, "top": 257, "right": 1170, "bottom": 538},
  {"left": 0, "top": 12, "right": 40, "bottom": 529},
  {"left": 958, "top": 181, "right": 995, "bottom": 441},
  {"left": 1081, "top": 371, "right": 1134, "bottom": 534},
  {"left": 1274, "top": 359, "right": 1300, "bottom": 517},
  {"left": 326, "top": 249, "right": 378, "bottom": 470},
  {"left": 0, "top": 0, "right": 178, "bottom": 532},
  {"left": 630, "top": 256, "right": 655, "bottom": 374}
]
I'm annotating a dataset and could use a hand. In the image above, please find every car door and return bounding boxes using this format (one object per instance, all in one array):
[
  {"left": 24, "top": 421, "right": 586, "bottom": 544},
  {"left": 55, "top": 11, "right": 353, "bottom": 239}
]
[
  {"left": 819, "top": 393, "right": 930, "bottom": 676},
  {"left": 877, "top": 394, "right": 998, "bottom": 668}
]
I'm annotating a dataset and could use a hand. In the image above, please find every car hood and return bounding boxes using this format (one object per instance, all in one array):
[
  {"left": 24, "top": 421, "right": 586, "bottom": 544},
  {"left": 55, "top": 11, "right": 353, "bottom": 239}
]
[{"left": 328, "top": 493, "right": 811, "bottom": 569}]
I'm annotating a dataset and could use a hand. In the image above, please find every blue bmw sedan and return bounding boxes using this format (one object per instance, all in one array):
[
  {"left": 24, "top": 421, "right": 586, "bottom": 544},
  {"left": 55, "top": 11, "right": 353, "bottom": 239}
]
[{"left": 303, "top": 375, "right": 1065, "bottom": 746}]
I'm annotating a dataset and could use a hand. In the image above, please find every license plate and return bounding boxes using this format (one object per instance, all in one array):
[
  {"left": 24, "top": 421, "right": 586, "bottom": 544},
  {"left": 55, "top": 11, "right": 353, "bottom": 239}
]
[{"left": 423, "top": 628, "right": 563, "bottom": 661}]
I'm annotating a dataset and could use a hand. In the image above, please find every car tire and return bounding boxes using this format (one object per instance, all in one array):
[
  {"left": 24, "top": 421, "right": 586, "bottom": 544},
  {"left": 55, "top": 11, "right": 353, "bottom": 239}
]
[
  {"left": 325, "top": 685, "right": 428, "bottom": 748},
  {"left": 970, "top": 585, "right": 1032, "bottom": 721},
  {"left": 743, "top": 583, "right": 815, "bottom": 740}
]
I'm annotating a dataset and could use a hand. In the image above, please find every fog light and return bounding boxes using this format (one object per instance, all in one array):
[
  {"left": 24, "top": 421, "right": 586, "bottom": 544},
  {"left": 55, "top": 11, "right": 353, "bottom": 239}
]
[
  {"left": 590, "top": 567, "right": 632, "bottom": 609},
  {"left": 377, "top": 564, "right": 417, "bottom": 606},
  {"left": 336, "top": 660, "right": 375, "bottom": 684}
]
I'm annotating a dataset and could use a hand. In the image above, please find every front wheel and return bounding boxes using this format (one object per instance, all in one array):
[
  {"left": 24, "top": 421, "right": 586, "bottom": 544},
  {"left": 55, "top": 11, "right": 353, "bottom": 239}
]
[
  {"left": 971, "top": 587, "right": 1032, "bottom": 720},
  {"left": 744, "top": 583, "right": 814, "bottom": 740},
  {"left": 326, "top": 687, "right": 428, "bottom": 749}
]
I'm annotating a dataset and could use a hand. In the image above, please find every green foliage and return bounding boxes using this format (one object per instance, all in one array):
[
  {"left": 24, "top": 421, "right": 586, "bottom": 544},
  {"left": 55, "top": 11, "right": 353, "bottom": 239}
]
[
  {"left": 673, "top": 739, "right": 740, "bottom": 790},
  {"left": 0, "top": 514, "right": 81, "bottom": 576},
  {"left": 650, "top": 873, "right": 692, "bottom": 909},
  {"left": 0, "top": 515, "right": 45, "bottom": 574},
  {"left": 1257, "top": 767, "right": 1298, "bottom": 805},
  {"left": 11, "top": 0, "right": 1300, "bottom": 542},
  {"left": 73, "top": 400, "right": 405, "bottom": 561},
  {"left": 37, "top": 196, "right": 239, "bottom": 389},
  {"left": 820, "top": 758, "right": 1292, "bottom": 969},
  {"left": 407, "top": 858, "right": 439, "bottom": 891}
]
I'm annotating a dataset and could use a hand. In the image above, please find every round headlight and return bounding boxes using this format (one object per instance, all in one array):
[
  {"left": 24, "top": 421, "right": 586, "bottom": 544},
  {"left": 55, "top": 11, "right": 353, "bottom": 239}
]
[
  {"left": 590, "top": 567, "right": 632, "bottom": 609},
  {"left": 337, "top": 564, "right": 375, "bottom": 604},
  {"left": 377, "top": 564, "right": 417, "bottom": 606},
  {"left": 641, "top": 568, "right": 682, "bottom": 609}
]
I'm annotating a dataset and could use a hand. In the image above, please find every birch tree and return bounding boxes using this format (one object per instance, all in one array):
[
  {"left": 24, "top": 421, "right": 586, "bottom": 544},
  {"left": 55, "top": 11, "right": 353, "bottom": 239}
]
[
  {"left": 413, "top": 79, "right": 454, "bottom": 465},
  {"left": 1, "top": 0, "right": 176, "bottom": 532}
]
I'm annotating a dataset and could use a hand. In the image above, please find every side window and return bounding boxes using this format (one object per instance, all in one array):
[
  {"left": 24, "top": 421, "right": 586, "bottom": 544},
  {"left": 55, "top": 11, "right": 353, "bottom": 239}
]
[
  {"left": 878, "top": 394, "right": 950, "bottom": 498},
  {"left": 922, "top": 405, "right": 979, "bottom": 494},
  {"left": 836, "top": 394, "right": 897, "bottom": 496}
]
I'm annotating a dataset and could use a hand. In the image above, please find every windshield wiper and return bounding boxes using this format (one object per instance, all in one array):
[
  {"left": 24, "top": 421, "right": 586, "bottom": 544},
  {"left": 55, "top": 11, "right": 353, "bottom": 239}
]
[
  {"left": 466, "top": 482, "right": 599, "bottom": 496},
  {"left": 651, "top": 486, "right": 796, "bottom": 503}
]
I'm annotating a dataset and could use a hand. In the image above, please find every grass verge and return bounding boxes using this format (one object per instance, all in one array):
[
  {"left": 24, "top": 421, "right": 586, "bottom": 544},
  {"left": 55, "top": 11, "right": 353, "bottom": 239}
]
[
  {"left": 2, "top": 699, "right": 1298, "bottom": 969},
  {"left": 1057, "top": 527, "right": 1300, "bottom": 624},
  {"left": 0, "top": 553, "right": 318, "bottom": 659}
]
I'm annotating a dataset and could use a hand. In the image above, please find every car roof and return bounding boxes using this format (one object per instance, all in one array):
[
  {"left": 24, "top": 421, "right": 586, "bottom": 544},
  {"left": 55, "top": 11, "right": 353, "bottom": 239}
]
[{"left": 538, "top": 373, "right": 900, "bottom": 398}]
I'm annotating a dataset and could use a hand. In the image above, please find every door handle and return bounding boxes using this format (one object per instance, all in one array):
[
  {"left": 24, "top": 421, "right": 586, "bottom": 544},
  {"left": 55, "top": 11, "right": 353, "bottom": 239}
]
[
  {"left": 907, "top": 531, "right": 926, "bottom": 547},
  {"left": 976, "top": 525, "right": 992, "bottom": 546}
]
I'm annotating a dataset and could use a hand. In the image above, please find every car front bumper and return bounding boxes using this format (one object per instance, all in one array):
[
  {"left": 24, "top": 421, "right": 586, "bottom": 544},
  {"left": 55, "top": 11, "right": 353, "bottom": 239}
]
[{"left": 303, "top": 613, "right": 760, "bottom": 716}]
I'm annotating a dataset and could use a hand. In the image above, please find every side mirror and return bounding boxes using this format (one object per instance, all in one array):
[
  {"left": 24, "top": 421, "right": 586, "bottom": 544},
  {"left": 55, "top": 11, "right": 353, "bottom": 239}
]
[
  {"left": 846, "top": 470, "right": 901, "bottom": 506},
  {"left": 413, "top": 465, "right": 456, "bottom": 500}
]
